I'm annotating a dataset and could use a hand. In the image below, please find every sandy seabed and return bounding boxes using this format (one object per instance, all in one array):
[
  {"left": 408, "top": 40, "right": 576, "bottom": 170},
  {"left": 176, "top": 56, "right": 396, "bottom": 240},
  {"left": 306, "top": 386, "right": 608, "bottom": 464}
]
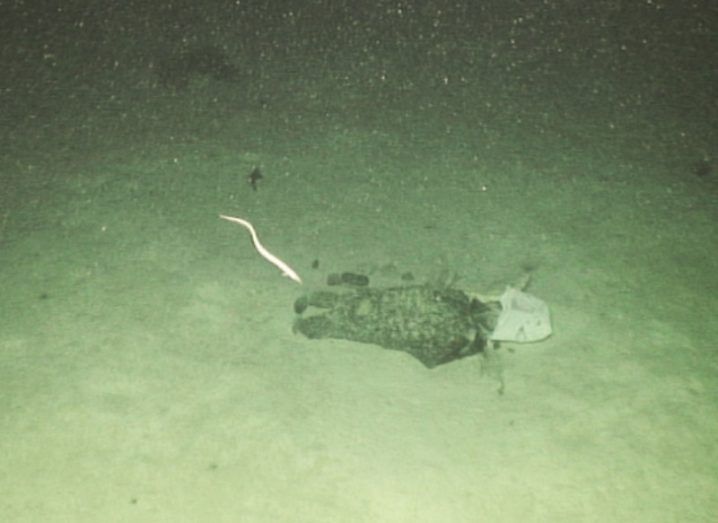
[{"left": 1, "top": 19, "right": 717, "bottom": 522}]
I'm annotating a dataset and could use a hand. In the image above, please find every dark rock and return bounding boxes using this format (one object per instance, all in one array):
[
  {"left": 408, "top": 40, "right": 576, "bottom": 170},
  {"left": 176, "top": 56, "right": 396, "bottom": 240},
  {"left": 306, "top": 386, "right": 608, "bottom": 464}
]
[
  {"left": 326, "top": 272, "right": 369, "bottom": 286},
  {"left": 156, "top": 45, "right": 239, "bottom": 89}
]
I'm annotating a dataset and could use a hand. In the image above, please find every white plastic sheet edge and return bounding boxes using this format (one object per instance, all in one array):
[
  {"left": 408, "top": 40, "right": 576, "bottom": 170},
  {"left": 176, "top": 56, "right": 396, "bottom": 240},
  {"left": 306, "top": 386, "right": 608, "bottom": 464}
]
[{"left": 489, "top": 287, "right": 552, "bottom": 343}]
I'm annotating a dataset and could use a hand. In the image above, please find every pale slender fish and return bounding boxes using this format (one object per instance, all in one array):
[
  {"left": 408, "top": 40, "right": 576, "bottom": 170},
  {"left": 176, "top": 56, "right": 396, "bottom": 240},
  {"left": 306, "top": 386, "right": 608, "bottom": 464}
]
[{"left": 220, "top": 214, "right": 303, "bottom": 284}]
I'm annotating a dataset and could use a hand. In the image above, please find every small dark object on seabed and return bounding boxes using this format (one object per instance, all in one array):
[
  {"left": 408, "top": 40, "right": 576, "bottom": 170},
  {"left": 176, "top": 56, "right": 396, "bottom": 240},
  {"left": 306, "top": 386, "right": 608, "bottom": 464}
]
[
  {"left": 327, "top": 272, "right": 370, "bottom": 287},
  {"left": 693, "top": 159, "right": 713, "bottom": 178},
  {"left": 155, "top": 45, "right": 240, "bottom": 89},
  {"left": 248, "top": 167, "right": 263, "bottom": 191}
]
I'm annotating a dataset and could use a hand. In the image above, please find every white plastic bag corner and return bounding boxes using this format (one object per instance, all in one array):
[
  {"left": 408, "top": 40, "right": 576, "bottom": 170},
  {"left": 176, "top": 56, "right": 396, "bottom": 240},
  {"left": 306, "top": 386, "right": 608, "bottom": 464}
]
[{"left": 489, "top": 287, "right": 552, "bottom": 343}]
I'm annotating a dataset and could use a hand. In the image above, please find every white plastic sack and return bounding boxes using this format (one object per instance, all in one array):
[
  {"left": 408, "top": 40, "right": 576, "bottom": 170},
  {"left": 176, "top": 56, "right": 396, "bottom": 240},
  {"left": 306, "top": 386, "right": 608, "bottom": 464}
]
[{"left": 489, "top": 287, "right": 552, "bottom": 343}]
